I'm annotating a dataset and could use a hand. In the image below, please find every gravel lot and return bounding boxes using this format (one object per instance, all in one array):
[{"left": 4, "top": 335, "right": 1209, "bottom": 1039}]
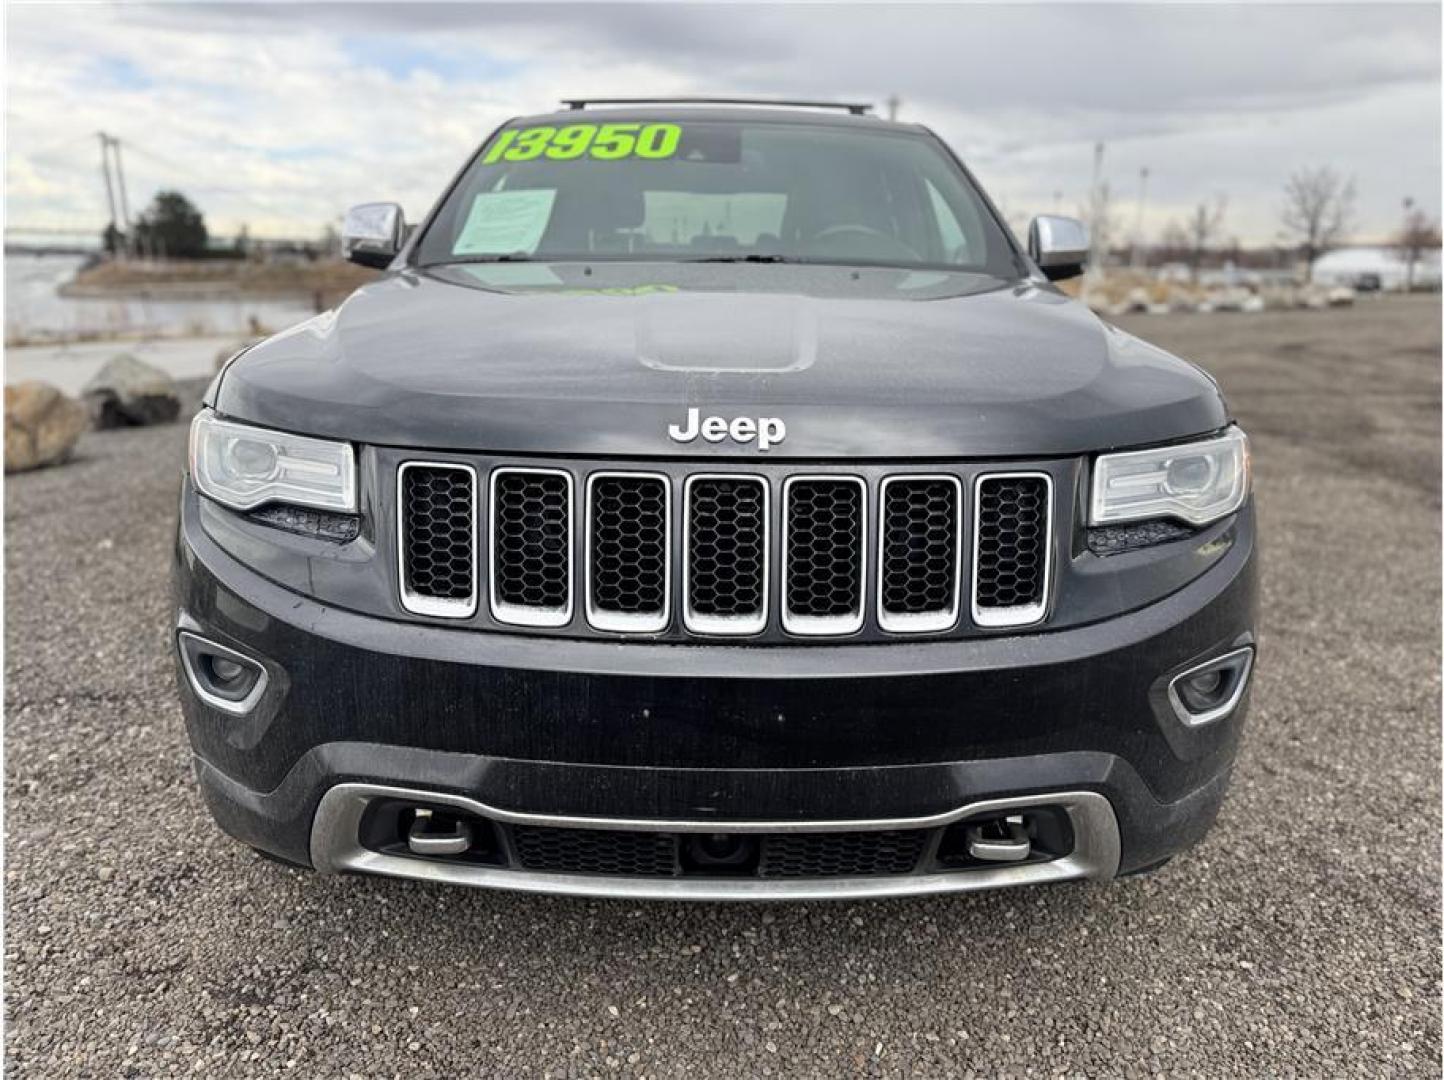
[{"left": 5, "top": 295, "right": 1440, "bottom": 1077}]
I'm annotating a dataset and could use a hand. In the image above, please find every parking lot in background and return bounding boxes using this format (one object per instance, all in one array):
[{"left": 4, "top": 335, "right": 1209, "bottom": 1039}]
[{"left": 4, "top": 295, "right": 1439, "bottom": 1076}]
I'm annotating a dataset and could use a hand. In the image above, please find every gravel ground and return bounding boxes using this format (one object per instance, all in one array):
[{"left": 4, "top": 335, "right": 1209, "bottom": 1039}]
[{"left": 5, "top": 295, "right": 1440, "bottom": 1077}]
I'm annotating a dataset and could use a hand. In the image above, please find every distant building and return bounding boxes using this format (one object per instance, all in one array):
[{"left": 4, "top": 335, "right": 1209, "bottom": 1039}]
[{"left": 1311, "top": 246, "right": 1441, "bottom": 291}]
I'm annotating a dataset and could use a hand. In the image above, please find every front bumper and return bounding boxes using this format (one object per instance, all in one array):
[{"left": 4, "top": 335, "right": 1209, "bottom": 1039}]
[{"left": 176, "top": 484, "right": 1257, "bottom": 898}]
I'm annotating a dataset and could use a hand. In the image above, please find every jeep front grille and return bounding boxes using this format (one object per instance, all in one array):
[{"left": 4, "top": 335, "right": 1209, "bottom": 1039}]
[
  {"left": 396, "top": 462, "right": 478, "bottom": 618},
  {"left": 395, "top": 460, "right": 1055, "bottom": 639},
  {"left": 782, "top": 476, "right": 866, "bottom": 635},
  {"left": 878, "top": 475, "right": 962, "bottom": 633},
  {"left": 972, "top": 473, "right": 1053, "bottom": 628},
  {"left": 489, "top": 468, "right": 573, "bottom": 627},
  {"left": 586, "top": 472, "right": 670, "bottom": 633},
  {"left": 683, "top": 475, "right": 769, "bottom": 635}
]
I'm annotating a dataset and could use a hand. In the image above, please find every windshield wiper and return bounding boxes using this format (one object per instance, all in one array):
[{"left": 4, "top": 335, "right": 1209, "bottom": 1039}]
[
  {"left": 427, "top": 253, "right": 534, "bottom": 266},
  {"left": 684, "top": 254, "right": 797, "bottom": 264}
]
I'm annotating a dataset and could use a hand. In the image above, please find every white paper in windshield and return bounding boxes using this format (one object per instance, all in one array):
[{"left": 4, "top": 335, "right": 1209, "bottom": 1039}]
[{"left": 453, "top": 189, "right": 556, "bottom": 255}]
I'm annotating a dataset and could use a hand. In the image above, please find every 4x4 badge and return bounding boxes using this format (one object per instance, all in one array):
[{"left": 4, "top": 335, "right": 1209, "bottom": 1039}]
[{"left": 667, "top": 407, "right": 786, "bottom": 452}]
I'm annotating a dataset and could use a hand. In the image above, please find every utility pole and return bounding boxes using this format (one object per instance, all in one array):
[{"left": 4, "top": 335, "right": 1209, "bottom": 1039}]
[
  {"left": 1082, "top": 141, "right": 1105, "bottom": 304},
  {"left": 110, "top": 135, "right": 133, "bottom": 244},
  {"left": 1131, "top": 166, "right": 1149, "bottom": 269},
  {"left": 97, "top": 131, "right": 118, "bottom": 244},
  {"left": 1403, "top": 196, "right": 1416, "bottom": 291},
  {"left": 886, "top": 94, "right": 901, "bottom": 121},
  {"left": 96, "top": 131, "right": 136, "bottom": 258}
]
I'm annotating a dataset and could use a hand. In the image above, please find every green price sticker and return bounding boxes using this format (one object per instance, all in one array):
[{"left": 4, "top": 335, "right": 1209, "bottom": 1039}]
[{"left": 482, "top": 122, "right": 681, "bottom": 164}]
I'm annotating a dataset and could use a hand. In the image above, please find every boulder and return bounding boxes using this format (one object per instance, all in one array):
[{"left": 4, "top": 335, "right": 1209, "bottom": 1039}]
[
  {"left": 81, "top": 353, "right": 181, "bottom": 428},
  {"left": 4, "top": 382, "right": 89, "bottom": 473},
  {"left": 1123, "top": 287, "right": 1151, "bottom": 314}
]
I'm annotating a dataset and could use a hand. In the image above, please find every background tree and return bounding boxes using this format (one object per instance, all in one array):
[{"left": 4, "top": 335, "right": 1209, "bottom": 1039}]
[
  {"left": 100, "top": 222, "right": 125, "bottom": 256},
  {"left": 1396, "top": 198, "right": 1441, "bottom": 292},
  {"left": 1168, "top": 197, "right": 1227, "bottom": 283},
  {"left": 133, "top": 190, "right": 208, "bottom": 259},
  {"left": 1280, "top": 167, "right": 1355, "bottom": 282}
]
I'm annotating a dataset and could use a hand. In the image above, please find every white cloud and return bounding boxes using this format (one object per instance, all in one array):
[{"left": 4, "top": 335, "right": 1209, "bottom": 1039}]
[{"left": 5, "top": 2, "right": 1439, "bottom": 243}]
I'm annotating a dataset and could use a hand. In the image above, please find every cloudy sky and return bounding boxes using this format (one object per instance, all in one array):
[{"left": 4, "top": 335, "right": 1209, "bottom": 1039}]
[{"left": 6, "top": 2, "right": 1440, "bottom": 247}]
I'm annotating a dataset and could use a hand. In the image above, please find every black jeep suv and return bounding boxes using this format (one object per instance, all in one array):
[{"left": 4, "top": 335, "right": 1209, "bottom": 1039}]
[{"left": 175, "top": 99, "right": 1257, "bottom": 900}]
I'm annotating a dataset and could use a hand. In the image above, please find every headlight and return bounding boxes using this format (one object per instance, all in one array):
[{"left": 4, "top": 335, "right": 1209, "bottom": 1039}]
[
  {"left": 189, "top": 410, "right": 357, "bottom": 513},
  {"left": 1090, "top": 427, "right": 1249, "bottom": 527}
]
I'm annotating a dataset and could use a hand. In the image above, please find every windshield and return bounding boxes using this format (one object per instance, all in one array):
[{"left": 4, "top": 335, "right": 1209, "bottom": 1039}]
[{"left": 415, "top": 118, "right": 1020, "bottom": 275}]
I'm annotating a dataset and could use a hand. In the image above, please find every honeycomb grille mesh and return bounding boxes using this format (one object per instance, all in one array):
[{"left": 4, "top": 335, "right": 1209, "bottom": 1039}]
[
  {"left": 785, "top": 479, "right": 863, "bottom": 620},
  {"left": 974, "top": 475, "right": 1049, "bottom": 610},
  {"left": 880, "top": 478, "right": 959, "bottom": 618},
  {"left": 493, "top": 471, "right": 571, "bottom": 611},
  {"left": 589, "top": 476, "right": 668, "bottom": 617},
  {"left": 505, "top": 826, "right": 929, "bottom": 879},
  {"left": 400, "top": 465, "right": 475, "bottom": 602},
  {"left": 511, "top": 826, "right": 679, "bottom": 876},
  {"left": 394, "top": 462, "right": 1060, "bottom": 635},
  {"left": 759, "top": 831, "right": 927, "bottom": 877},
  {"left": 687, "top": 477, "right": 766, "bottom": 621}
]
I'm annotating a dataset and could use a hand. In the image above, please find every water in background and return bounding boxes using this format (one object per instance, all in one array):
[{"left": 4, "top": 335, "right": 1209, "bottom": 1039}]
[{"left": 4, "top": 252, "right": 316, "bottom": 343}]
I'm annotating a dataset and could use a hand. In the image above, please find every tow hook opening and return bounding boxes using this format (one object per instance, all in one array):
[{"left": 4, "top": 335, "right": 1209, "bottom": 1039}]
[
  {"left": 357, "top": 800, "right": 503, "bottom": 865},
  {"left": 408, "top": 808, "right": 474, "bottom": 856},
  {"left": 937, "top": 805, "right": 1075, "bottom": 867},
  {"left": 681, "top": 833, "right": 759, "bottom": 876}
]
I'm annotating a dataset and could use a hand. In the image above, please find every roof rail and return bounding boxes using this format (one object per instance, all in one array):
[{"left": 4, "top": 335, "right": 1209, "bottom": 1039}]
[{"left": 559, "top": 96, "right": 875, "bottom": 116}]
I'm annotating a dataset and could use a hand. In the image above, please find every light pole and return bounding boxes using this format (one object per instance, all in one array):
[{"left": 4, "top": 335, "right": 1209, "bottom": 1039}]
[{"left": 1131, "top": 166, "right": 1149, "bottom": 270}]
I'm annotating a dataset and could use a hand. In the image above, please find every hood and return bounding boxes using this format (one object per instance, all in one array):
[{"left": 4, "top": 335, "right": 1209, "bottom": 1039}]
[{"left": 214, "top": 262, "right": 1228, "bottom": 459}]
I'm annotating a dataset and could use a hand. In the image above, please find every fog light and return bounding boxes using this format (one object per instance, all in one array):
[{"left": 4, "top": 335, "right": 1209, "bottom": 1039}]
[
  {"left": 1167, "top": 646, "right": 1254, "bottom": 727},
  {"left": 208, "top": 656, "right": 247, "bottom": 684},
  {"left": 177, "top": 631, "right": 270, "bottom": 715},
  {"left": 1180, "top": 668, "right": 1223, "bottom": 702}
]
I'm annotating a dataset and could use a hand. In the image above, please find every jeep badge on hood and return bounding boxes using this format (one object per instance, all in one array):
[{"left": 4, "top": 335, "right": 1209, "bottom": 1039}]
[{"left": 667, "top": 407, "right": 787, "bottom": 451}]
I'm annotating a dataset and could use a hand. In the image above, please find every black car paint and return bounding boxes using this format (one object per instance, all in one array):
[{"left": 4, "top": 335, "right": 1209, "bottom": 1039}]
[
  {"left": 177, "top": 478, "right": 1255, "bottom": 875},
  {"left": 212, "top": 263, "right": 1226, "bottom": 459},
  {"left": 194, "top": 449, "right": 1236, "bottom": 646},
  {"left": 180, "top": 105, "right": 1257, "bottom": 887}
]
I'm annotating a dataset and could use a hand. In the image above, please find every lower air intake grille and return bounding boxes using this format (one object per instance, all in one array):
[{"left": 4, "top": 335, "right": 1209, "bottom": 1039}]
[
  {"left": 973, "top": 473, "right": 1051, "bottom": 626},
  {"left": 587, "top": 473, "right": 669, "bottom": 632},
  {"left": 685, "top": 476, "right": 767, "bottom": 634},
  {"left": 511, "top": 826, "right": 679, "bottom": 877},
  {"left": 879, "top": 476, "right": 961, "bottom": 632},
  {"left": 398, "top": 463, "right": 476, "bottom": 616},
  {"left": 759, "top": 831, "right": 927, "bottom": 877},
  {"left": 783, "top": 477, "right": 865, "bottom": 633},
  {"left": 491, "top": 469, "right": 572, "bottom": 625},
  {"left": 504, "top": 825, "right": 929, "bottom": 879}
]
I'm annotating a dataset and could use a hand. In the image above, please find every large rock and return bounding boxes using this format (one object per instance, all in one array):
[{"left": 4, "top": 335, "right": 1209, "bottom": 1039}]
[
  {"left": 81, "top": 353, "right": 181, "bottom": 428},
  {"left": 4, "top": 382, "right": 89, "bottom": 473}
]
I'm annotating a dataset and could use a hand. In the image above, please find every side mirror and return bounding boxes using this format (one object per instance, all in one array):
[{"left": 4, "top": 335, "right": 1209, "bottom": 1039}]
[
  {"left": 342, "top": 202, "right": 405, "bottom": 269},
  {"left": 1027, "top": 215, "right": 1089, "bottom": 281}
]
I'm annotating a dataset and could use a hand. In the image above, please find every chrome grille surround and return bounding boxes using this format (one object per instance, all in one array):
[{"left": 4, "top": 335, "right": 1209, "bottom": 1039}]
[
  {"left": 392, "top": 457, "right": 1058, "bottom": 640},
  {"left": 395, "top": 461, "right": 479, "bottom": 619},
  {"left": 876, "top": 474, "right": 963, "bottom": 634},
  {"left": 584, "top": 471, "right": 672, "bottom": 634},
  {"left": 488, "top": 466, "right": 575, "bottom": 628},
  {"left": 780, "top": 474, "right": 867, "bottom": 637},
  {"left": 971, "top": 471, "right": 1054, "bottom": 629},
  {"left": 681, "top": 473, "right": 770, "bottom": 637}
]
